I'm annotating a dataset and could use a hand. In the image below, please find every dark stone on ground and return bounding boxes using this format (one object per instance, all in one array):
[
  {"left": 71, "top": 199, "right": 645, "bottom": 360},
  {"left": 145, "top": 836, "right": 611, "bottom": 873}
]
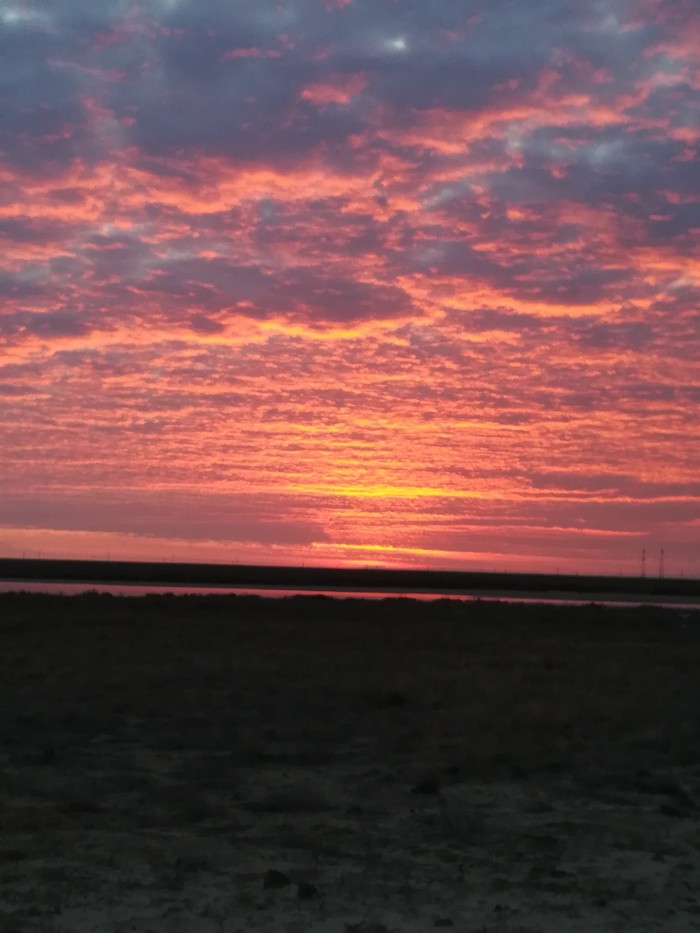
[
  {"left": 263, "top": 869, "right": 291, "bottom": 889},
  {"left": 411, "top": 778, "right": 441, "bottom": 795},
  {"left": 297, "top": 881, "right": 318, "bottom": 899}
]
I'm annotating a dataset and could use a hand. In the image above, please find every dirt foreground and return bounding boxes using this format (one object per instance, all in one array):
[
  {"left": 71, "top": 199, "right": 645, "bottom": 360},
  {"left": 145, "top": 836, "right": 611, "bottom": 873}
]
[{"left": 1, "top": 592, "right": 699, "bottom": 932}]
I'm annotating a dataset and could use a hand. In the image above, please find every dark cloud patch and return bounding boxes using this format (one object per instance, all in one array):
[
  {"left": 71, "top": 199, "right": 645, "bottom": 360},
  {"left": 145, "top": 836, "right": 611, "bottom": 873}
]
[
  {"left": 0, "top": 0, "right": 692, "bottom": 199},
  {"left": 0, "top": 490, "right": 330, "bottom": 546},
  {"left": 0, "top": 217, "right": 74, "bottom": 244},
  {"left": 524, "top": 267, "right": 633, "bottom": 306},
  {"left": 0, "top": 0, "right": 663, "bottom": 173},
  {"left": 625, "top": 81, "right": 700, "bottom": 127},
  {"left": 0, "top": 12, "right": 123, "bottom": 173},
  {"left": 648, "top": 201, "right": 700, "bottom": 242},
  {"left": 575, "top": 320, "right": 654, "bottom": 351},
  {"left": 532, "top": 498, "right": 700, "bottom": 534},
  {"left": 136, "top": 259, "right": 271, "bottom": 312},
  {"left": 22, "top": 310, "right": 91, "bottom": 338},
  {"left": 621, "top": 381, "right": 700, "bottom": 405},
  {"left": 81, "top": 233, "right": 156, "bottom": 282},
  {"left": 386, "top": 231, "right": 634, "bottom": 306},
  {"left": 475, "top": 126, "right": 699, "bottom": 237},
  {"left": 528, "top": 471, "right": 700, "bottom": 501},
  {"left": 0, "top": 271, "right": 51, "bottom": 304},
  {"left": 134, "top": 257, "right": 413, "bottom": 324},
  {"left": 0, "top": 382, "right": 42, "bottom": 396},
  {"left": 190, "top": 314, "right": 225, "bottom": 334},
  {"left": 272, "top": 273, "right": 413, "bottom": 324},
  {"left": 0, "top": 309, "right": 90, "bottom": 339},
  {"left": 447, "top": 308, "right": 547, "bottom": 333}
]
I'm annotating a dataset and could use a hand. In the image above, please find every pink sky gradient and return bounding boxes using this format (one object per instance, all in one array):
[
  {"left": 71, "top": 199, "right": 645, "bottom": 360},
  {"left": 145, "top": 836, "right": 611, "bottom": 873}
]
[{"left": 1, "top": 0, "right": 699, "bottom": 575}]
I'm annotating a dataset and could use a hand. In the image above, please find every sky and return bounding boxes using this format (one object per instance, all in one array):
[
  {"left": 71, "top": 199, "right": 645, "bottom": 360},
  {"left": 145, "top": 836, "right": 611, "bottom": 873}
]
[{"left": 1, "top": 0, "right": 698, "bottom": 576}]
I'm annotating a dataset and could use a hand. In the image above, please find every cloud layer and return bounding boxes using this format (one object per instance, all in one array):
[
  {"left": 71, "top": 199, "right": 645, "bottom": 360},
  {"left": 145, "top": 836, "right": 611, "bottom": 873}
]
[{"left": 1, "top": 0, "right": 699, "bottom": 573}]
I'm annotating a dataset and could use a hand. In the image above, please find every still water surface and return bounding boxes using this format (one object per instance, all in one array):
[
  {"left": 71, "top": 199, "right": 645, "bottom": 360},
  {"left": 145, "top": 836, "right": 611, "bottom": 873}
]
[{"left": 1, "top": 579, "right": 698, "bottom": 611}]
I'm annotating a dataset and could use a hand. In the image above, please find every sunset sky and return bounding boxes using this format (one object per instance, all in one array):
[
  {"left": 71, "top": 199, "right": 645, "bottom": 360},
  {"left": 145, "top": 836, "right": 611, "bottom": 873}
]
[{"left": 1, "top": 0, "right": 698, "bottom": 575}]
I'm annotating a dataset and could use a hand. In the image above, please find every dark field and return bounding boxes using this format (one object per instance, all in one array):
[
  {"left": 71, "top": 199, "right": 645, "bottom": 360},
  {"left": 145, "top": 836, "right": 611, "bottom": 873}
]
[{"left": 1, "top": 593, "right": 699, "bottom": 931}]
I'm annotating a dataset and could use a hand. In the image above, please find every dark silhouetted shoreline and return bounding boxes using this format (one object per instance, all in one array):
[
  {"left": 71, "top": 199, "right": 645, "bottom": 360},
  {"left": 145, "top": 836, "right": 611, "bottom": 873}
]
[{"left": 0, "top": 556, "right": 698, "bottom": 601}]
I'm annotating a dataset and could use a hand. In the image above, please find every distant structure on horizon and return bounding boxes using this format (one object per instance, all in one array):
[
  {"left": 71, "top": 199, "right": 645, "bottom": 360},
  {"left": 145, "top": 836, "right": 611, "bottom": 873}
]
[{"left": 641, "top": 546, "right": 667, "bottom": 579}]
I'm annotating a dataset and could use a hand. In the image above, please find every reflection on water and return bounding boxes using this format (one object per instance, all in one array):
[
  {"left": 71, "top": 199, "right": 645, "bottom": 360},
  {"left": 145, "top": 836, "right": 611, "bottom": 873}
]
[{"left": 0, "top": 579, "right": 698, "bottom": 611}]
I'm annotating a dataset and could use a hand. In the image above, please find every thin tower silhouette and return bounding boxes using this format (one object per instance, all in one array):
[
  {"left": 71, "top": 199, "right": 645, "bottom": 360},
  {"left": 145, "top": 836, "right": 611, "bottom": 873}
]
[
  {"left": 659, "top": 548, "right": 665, "bottom": 579},
  {"left": 641, "top": 548, "right": 646, "bottom": 578}
]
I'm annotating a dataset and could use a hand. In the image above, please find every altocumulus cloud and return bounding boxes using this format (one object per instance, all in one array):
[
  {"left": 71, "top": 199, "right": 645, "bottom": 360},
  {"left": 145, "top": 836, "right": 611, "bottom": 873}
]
[{"left": 0, "top": 0, "right": 698, "bottom": 573}]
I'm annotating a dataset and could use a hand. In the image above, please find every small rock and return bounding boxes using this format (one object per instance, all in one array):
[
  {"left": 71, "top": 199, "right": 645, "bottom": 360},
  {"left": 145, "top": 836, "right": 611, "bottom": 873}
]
[
  {"left": 344, "top": 924, "right": 390, "bottom": 933},
  {"left": 441, "top": 764, "right": 460, "bottom": 777},
  {"left": 263, "top": 869, "right": 291, "bottom": 889},
  {"left": 375, "top": 690, "right": 408, "bottom": 709},
  {"left": 411, "top": 778, "right": 441, "bottom": 795},
  {"left": 659, "top": 803, "right": 685, "bottom": 818},
  {"left": 433, "top": 919, "right": 454, "bottom": 928},
  {"left": 297, "top": 881, "right": 318, "bottom": 900}
]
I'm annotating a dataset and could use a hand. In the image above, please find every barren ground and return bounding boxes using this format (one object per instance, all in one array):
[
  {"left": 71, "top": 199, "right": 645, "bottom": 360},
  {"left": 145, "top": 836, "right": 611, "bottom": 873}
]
[{"left": 1, "top": 592, "right": 699, "bottom": 932}]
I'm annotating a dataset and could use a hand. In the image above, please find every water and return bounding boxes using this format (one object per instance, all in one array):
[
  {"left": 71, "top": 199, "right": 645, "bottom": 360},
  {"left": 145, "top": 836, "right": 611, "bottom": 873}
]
[{"left": 1, "top": 579, "right": 699, "bottom": 610}]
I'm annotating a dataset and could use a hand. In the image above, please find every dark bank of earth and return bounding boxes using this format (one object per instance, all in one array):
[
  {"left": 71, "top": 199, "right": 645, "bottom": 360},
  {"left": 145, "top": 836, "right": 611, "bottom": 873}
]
[
  {"left": 1, "top": 556, "right": 698, "bottom": 601},
  {"left": 1, "top": 592, "right": 699, "bottom": 931}
]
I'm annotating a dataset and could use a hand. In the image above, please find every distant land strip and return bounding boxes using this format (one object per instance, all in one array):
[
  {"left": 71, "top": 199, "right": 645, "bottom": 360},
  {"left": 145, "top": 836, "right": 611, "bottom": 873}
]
[{"left": 0, "top": 558, "right": 698, "bottom": 600}]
